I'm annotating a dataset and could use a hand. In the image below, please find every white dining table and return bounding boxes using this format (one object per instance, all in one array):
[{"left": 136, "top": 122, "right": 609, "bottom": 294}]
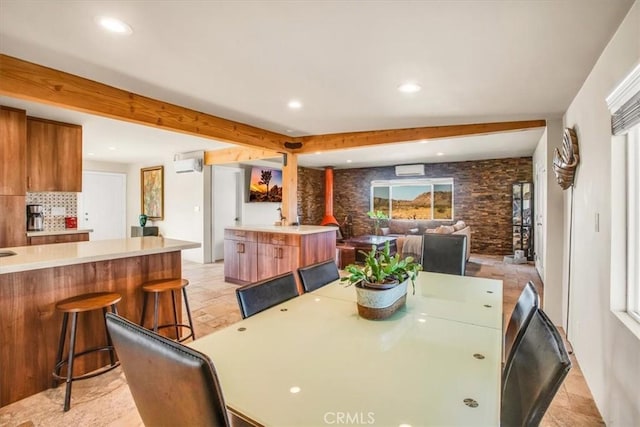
[{"left": 190, "top": 272, "right": 503, "bottom": 427}]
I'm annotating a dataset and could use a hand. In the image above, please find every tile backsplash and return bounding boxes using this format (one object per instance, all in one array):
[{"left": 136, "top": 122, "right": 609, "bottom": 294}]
[{"left": 26, "top": 192, "right": 78, "bottom": 230}]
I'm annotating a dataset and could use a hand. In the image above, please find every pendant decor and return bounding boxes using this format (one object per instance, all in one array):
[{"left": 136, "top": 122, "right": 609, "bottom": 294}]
[{"left": 552, "top": 127, "right": 580, "bottom": 190}]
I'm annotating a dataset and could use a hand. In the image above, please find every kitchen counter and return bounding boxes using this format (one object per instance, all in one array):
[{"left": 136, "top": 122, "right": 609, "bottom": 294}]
[
  {"left": 225, "top": 224, "right": 338, "bottom": 235},
  {"left": 0, "top": 236, "right": 199, "bottom": 274},
  {"left": 0, "top": 236, "right": 200, "bottom": 407},
  {"left": 26, "top": 228, "right": 93, "bottom": 237},
  {"left": 224, "top": 225, "right": 337, "bottom": 287}
]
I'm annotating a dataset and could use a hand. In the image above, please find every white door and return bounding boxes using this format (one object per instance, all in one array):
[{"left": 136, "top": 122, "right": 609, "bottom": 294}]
[
  {"left": 80, "top": 171, "right": 126, "bottom": 240},
  {"left": 212, "top": 166, "right": 241, "bottom": 260},
  {"left": 534, "top": 162, "right": 545, "bottom": 278}
]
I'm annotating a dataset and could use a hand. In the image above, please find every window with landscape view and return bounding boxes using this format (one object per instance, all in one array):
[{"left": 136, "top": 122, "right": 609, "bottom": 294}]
[{"left": 371, "top": 178, "right": 454, "bottom": 220}]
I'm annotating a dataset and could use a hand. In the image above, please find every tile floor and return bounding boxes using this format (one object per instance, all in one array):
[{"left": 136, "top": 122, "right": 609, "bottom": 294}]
[{"left": 0, "top": 255, "right": 603, "bottom": 426}]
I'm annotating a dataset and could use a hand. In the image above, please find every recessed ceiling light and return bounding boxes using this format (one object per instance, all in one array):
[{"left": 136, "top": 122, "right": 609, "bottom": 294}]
[
  {"left": 315, "top": 151, "right": 322, "bottom": 155},
  {"left": 96, "top": 16, "right": 133, "bottom": 35},
  {"left": 88, "top": 152, "right": 95, "bottom": 156},
  {"left": 289, "top": 386, "right": 301, "bottom": 394},
  {"left": 287, "top": 100, "right": 302, "bottom": 109},
  {"left": 436, "top": 152, "right": 444, "bottom": 156},
  {"left": 108, "top": 146, "right": 116, "bottom": 151},
  {"left": 398, "top": 82, "right": 421, "bottom": 93},
  {"left": 286, "top": 129, "right": 293, "bottom": 133},
  {"left": 346, "top": 159, "right": 353, "bottom": 163},
  {"left": 419, "top": 140, "right": 429, "bottom": 144}
]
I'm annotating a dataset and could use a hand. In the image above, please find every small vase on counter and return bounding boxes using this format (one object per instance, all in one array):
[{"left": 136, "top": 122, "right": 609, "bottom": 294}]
[{"left": 139, "top": 214, "right": 148, "bottom": 227}]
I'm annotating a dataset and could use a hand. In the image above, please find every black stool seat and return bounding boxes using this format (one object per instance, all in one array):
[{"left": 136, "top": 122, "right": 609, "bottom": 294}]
[
  {"left": 53, "top": 291, "right": 121, "bottom": 411},
  {"left": 140, "top": 278, "right": 195, "bottom": 343}
]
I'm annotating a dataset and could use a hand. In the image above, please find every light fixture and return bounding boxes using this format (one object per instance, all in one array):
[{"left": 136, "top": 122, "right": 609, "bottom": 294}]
[
  {"left": 87, "top": 152, "right": 95, "bottom": 156},
  {"left": 436, "top": 152, "right": 444, "bottom": 156},
  {"left": 289, "top": 386, "right": 301, "bottom": 394},
  {"left": 419, "top": 140, "right": 429, "bottom": 144},
  {"left": 287, "top": 100, "right": 302, "bottom": 109},
  {"left": 95, "top": 16, "right": 133, "bottom": 35},
  {"left": 108, "top": 146, "right": 117, "bottom": 151},
  {"left": 346, "top": 159, "right": 353, "bottom": 163},
  {"left": 398, "top": 82, "right": 421, "bottom": 93}
]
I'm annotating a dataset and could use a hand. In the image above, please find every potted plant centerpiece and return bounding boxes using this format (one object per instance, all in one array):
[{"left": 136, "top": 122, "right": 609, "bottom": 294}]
[{"left": 341, "top": 241, "right": 422, "bottom": 320}]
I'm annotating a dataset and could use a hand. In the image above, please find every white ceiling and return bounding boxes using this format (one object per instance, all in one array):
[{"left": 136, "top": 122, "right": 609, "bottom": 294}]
[{"left": 0, "top": 0, "right": 633, "bottom": 167}]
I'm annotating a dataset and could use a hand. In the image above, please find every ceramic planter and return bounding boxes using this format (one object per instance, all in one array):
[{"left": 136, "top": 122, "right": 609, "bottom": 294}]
[{"left": 355, "top": 278, "right": 408, "bottom": 320}]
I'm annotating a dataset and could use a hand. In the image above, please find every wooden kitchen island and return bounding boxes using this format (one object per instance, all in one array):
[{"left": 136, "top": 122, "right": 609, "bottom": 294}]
[
  {"left": 0, "top": 237, "right": 199, "bottom": 407},
  {"left": 224, "top": 225, "right": 338, "bottom": 290}
]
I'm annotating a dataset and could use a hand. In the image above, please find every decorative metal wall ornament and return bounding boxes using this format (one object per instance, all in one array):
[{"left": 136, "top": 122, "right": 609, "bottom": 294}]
[{"left": 552, "top": 128, "right": 580, "bottom": 190}]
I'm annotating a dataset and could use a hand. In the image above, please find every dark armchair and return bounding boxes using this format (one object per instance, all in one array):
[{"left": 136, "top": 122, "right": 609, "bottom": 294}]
[
  {"left": 235, "top": 272, "right": 299, "bottom": 319},
  {"left": 501, "top": 308, "right": 572, "bottom": 426},
  {"left": 421, "top": 233, "right": 468, "bottom": 275},
  {"left": 298, "top": 259, "right": 340, "bottom": 292},
  {"left": 105, "top": 313, "right": 230, "bottom": 427}
]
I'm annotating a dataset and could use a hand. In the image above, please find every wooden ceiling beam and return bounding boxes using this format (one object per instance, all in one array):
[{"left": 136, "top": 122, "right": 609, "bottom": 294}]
[
  {"left": 204, "top": 147, "right": 281, "bottom": 165},
  {"left": 296, "top": 120, "right": 546, "bottom": 153},
  {"left": 0, "top": 54, "right": 288, "bottom": 152}
]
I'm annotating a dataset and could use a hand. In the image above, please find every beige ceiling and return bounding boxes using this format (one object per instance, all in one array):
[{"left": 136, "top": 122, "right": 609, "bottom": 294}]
[{"left": 0, "top": 0, "right": 634, "bottom": 167}]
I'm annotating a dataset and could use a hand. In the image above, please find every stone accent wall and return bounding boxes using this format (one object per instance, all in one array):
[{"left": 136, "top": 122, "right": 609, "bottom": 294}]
[
  {"left": 297, "top": 167, "right": 325, "bottom": 225},
  {"left": 298, "top": 158, "right": 533, "bottom": 255}
]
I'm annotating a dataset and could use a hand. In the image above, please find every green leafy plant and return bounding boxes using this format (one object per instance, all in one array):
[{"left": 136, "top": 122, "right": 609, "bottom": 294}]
[
  {"left": 367, "top": 210, "right": 388, "bottom": 235},
  {"left": 341, "top": 241, "right": 422, "bottom": 294}
]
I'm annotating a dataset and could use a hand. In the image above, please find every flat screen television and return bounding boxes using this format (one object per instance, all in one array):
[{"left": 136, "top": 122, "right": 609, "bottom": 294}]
[{"left": 248, "top": 166, "right": 283, "bottom": 202}]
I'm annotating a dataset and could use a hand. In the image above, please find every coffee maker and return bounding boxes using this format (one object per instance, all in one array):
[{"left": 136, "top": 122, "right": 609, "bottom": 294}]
[{"left": 27, "top": 204, "right": 44, "bottom": 231}]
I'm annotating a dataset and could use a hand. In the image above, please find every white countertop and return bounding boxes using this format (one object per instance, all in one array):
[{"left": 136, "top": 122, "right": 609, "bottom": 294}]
[
  {"left": 0, "top": 237, "right": 200, "bottom": 274},
  {"left": 225, "top": 224, "right": 338, "bottom": 235},
  {"left": 26, "top": 229, "right": 93, "bottom": 237}
]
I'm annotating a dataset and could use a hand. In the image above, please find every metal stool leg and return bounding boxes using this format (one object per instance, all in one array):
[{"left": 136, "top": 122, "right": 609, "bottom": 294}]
[
  {"left": 52, "top": 312, "right": 69, "bottom": 388},
  {"left": 183, "top": 287, "right": 196, "bottom": 340},
  {"left": 153, "top": 292, "right": 159, "bottom": 333},
  {"left": 171, "top": 290, "right": 180, "bottom": 339},
  {"left": 63, "top": 312, "right": 79, "bottom": 412},
  {"left": 103, "top": 307, "right": 117, "bottom": 367}
]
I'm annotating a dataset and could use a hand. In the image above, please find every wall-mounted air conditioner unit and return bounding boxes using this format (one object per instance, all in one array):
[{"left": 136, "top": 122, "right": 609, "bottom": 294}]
[
  {"left": 174, "top": 158, "right": 203, "bottom": 173},
  {"left": 395, "top": 164, "right": 425, "bottom": 177}
]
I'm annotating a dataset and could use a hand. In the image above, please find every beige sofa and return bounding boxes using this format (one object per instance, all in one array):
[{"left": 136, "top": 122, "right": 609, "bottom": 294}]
[{"left": 392, "top": 220, "right": 471, "bottom": 261}]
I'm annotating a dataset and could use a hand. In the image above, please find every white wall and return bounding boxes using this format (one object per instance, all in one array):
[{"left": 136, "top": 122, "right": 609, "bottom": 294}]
[
  {"left": 126, "top": 158, "right": 206, "bottom": 263},
  {"left": 533, "top": 121, "right": 565, "bottom": 325},
  {"left": 83, "top": 159, "right": 129, "bottom": 174},
  {"left": 561, "top": 2, "right": 640, "bottom": 424}
]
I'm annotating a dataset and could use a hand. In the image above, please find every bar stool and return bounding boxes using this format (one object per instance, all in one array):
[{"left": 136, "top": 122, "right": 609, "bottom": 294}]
[
  {"left": 140, "top": 278, "right": 196, "bottom": 342},
  {"left": 52, "top": 292, "right": 121, "bottom": 411}
]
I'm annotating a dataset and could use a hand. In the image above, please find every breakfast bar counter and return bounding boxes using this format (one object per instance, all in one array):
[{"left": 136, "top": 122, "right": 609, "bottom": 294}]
[{"left": 0, "top": 237, "right": 200, "bottom": 407}]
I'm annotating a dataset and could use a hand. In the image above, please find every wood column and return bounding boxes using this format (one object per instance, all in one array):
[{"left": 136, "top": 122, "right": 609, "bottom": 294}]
[{"left": 281, "top": 153, "right": 298, "bottom": 224}]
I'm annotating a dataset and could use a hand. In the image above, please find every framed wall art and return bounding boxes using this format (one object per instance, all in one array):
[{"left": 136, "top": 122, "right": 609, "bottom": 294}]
[{"left": 141, "top": 165, "right": 164, "bottom": 220}]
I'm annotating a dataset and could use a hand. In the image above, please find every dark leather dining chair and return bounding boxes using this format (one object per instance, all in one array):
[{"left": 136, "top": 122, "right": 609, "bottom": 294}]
[
  {"left": 503, "top": 281, "right": 540, "bottom": 369},
  {"left": 501, "top": 308, "right": 572, "bottom": 427},
  {"left": 421, "top": 233, "right": 467, "bottom": 275},
  {"left": 105, "top": 313, "right": 230, "bottom": 427},
  {"left": 298, "top": 259, "right": 340, "bottom": 293},
  {"left": 235, "top": 272, "right": 299, "bottom": 318}
]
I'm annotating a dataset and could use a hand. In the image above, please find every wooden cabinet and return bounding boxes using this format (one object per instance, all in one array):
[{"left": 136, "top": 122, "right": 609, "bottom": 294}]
[
  {"left": 224, "top": 230, "right": 258, "bottom": 284},
  {"left": 27, "top": 117, "right": 82, "bottom": 192},
  {"left": 28, "top": 233, "right": 89, "bottom": 245},
  {"left": 224, "top": 227, "right": 337, "bottom": 287},
  {"left": 256, "top": 232, "right": 300, "bottom": 281},
  {"left": 0, "top": 195, "right": 27, "bottom": 247},
  {"left": 0, "top": 107, "right": 27, "bottom": 196}
]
